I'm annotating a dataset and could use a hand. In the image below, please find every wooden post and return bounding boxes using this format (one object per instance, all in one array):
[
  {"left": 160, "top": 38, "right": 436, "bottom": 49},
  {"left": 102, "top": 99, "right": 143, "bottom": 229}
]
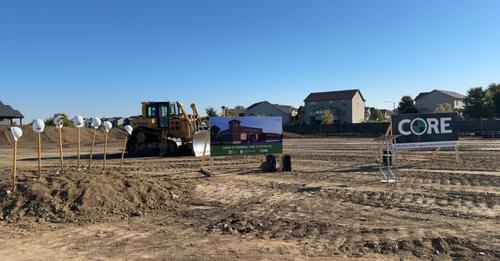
[
  {"left": 455, "top": 145, "right": 460, "bottom": 163},
  {"left": 12, "top": 140, "right": 17, "bottom": 191},
  {"left": 88, "top": 128, "right": 96, "bottom": 169},
  {"left": 4, "top": 129, "right": 12, "bottom": 145},
  {"left": 77, "top": 127, "right": 81, "bottom": 169},
  {"left": 119, "top": 134, "right": 128, "bottom": 172},
  {"left": 376, "top": 121, "right": 393, "bottom": 163},
  {"left": 103, "top": 131, "right": 108, "bottom": 170},
  {"left": 431, "top": 147, "right": 441, "bottom": 161},
  {"left": 58, "top": 127, "right": 64, "bottom": 171},
  {"left": 38, "top": 133, "right": 42, "bottom": 179},
  {"left": 385, "top": 119, "right": 393, "bottom": 137}
]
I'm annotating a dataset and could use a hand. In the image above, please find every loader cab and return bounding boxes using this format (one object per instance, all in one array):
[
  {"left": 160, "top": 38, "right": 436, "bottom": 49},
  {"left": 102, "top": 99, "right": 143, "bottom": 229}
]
[{"left": 143, "top": 102, "right": 178, "bottom": 129}]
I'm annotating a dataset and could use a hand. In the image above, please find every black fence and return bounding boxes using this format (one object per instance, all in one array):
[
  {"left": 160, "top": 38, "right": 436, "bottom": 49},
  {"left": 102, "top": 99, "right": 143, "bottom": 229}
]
[{"left": 284, "top": 120, "right": 500, "bottom": 136}]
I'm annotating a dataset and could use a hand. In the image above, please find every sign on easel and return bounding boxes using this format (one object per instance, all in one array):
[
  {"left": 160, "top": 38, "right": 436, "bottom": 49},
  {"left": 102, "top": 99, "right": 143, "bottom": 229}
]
[
  {"left": 378, "top": 112, "right": 460, "bottom": 183},
  {"left": 391, "top": 112, "right": 459, "bottom": 149},
  {"left": 210, "top": 116, "right": 283, "bottom": 156},
  {"left": 199, "top": 116, "right": 283, "bottom": 176}
]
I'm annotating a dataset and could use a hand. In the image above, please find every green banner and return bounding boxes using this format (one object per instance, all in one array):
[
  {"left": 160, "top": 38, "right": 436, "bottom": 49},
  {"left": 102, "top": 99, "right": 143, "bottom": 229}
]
[{"left": 211, "top": 143, "right": 283, "bottom": 156}]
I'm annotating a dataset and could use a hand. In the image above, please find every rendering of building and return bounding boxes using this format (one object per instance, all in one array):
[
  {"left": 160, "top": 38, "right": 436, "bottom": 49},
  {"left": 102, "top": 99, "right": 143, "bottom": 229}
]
[
  {"left": 0, "top": 101, "right": 24, "bottom": 125},
  {"left": 212, "top": 119, "right": 281, "bottom": 145},
  {"left": 415, "top": 90, "right": 465, "bottom": 113},
  {"left": 244, "top": 101, "right": 297, "bottom": 124},
  {"left": 302, "top": 89, "right": 366, "bottom": 124}
]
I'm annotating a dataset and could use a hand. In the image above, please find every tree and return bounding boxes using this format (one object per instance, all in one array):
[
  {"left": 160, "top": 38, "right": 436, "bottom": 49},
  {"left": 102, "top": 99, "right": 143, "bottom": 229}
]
[
  {"left": 434, "top": 103, "right": 453, "bottom": 113},
  {"left": 45, "top": 113, "right": 72, "bottom": 127},
  {"left": 396, "top": 96, "right": 418, "bottom": 114},
  {"left": 292, "top": 106, "right": 304, "bottom": 123},
  {"left": 488, "top": 83, "right": 500, "bottom": 118},
  {"left": 225, "top": 105, "right": 246, "bottom": 116},
  {"left": 369, "top": 108, "right": 383, "bottom": 121},
  {"left": 205, "top": 106, "right": 218, "bottom": 117},
  {"left": 464, "top": 87, "right": 494, "bottom": 119},
  {"left": 321, "top": 110, "right": 334, "bottom": 124}
]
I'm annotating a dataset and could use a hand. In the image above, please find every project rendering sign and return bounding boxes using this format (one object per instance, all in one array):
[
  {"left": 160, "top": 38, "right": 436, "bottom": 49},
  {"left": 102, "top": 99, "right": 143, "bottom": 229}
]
[
  {"left": 210, "top": 116, "right": 283, "bottom": 156},
  {"left": 391, "top": 112, "right": 459, "bottom": 149}
]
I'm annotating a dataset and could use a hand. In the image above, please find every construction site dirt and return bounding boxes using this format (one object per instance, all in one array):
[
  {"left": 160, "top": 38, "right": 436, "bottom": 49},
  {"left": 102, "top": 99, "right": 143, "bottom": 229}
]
[{"left": 0, "top": 128, "right": 499, "bottom": 260}]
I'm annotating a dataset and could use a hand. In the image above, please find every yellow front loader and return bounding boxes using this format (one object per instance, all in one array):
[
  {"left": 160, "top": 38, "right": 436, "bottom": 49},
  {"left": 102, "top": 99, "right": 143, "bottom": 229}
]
[{"left": 127, "top": 101, "right": 209, "bottom": 156}]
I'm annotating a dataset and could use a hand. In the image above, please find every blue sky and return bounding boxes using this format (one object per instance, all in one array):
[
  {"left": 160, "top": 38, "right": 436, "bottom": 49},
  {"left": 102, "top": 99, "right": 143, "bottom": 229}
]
[{"left": 1, "top": 0, "right": 499, "bottom": 122}]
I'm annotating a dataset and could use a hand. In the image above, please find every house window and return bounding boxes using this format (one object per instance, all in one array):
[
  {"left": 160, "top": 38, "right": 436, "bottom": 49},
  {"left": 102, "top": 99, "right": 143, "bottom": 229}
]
[{"left": 309, "top": 101, "right": 317, "bottom": 105}]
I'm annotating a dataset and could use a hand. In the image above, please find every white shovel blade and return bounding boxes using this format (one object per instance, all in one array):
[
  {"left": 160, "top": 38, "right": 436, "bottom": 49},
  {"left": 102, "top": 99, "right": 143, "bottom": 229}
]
[{"left": 192, "top": 130, "right": 210, "bottom": 157}]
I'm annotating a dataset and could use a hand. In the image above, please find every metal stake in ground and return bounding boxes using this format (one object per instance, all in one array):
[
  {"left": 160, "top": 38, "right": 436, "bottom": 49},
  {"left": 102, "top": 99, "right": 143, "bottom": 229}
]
[
  {"left": 32, "top": 119, "right": 45, "bottom": 179},
  {"left": 102, "top": 121, "right": 113, "bottom": 171},
  {"left": 72, "top": 115, "right": 84, "bottom": 169},
  {"left": 119, "top": 125, "right": 133, "bottom": 172},
  {"left": 9, "top": 127, "right": 23, "bottom": 192},
  {"left": 53, "top": 115, "right": 65, "bottom": 171},
  {"left": 88, "top": 117, "right": 101, "bottom": 169}
]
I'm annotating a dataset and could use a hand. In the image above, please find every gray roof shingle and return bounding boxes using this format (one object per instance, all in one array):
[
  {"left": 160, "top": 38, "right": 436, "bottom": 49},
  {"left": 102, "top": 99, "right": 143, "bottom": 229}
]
[
  {"left": 0, "top": 101, "right": 24, "bottom": 118},
  {"left": 435, "top": 90, "right": 466, "bottom": 99},
  {"left": 415, "top": 90, "right": 466, "bottom": 101},
  {"left": 246, "top": 101, "right": 296, "bottom": 115},
  {"left": 304, "top": 89, "right": 365, "bottom": 102}
]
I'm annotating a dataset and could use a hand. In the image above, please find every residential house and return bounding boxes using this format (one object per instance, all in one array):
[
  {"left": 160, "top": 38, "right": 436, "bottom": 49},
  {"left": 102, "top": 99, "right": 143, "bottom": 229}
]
[
  {"left": 379, "top": 109, "right": 393, "bottom": 120},
  {"left": 0, "top": 101, "right": 24, "bottom": 125},
  {"left": 303, "top": 89, "right": 366, "bottom": 124},
  {"left": 101, "top": 117, "right": 126, "bottom": 128},
  {"left": 244, "top": 101, "right": 297, "bottom": 124},
  {"left": 415, "top": 90, "right": 465, "bottom": 113}
]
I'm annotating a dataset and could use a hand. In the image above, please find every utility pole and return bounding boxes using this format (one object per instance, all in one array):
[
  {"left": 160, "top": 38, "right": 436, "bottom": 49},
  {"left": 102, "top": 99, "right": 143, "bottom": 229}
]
[{"left": 385, "top": 101, "right": 396, "bottom": 111}]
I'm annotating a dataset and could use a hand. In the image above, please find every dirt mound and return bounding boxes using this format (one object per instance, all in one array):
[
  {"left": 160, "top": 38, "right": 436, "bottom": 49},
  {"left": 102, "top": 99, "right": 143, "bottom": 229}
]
[
  {"left": 0, "top": 126, "right": 125, "bottom": 148},
  {"left": 0, "top": 170, "right": 192, "bottom": 223}
]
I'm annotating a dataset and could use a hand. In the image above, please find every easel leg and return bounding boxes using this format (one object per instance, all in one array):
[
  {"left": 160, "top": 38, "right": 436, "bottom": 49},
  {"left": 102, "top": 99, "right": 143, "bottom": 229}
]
[
  {"left": 431, "top": 147, "right": 441, "bottom": 161},
  {"left": 455, "top": 145, "right": 460, "bottom": 163}
]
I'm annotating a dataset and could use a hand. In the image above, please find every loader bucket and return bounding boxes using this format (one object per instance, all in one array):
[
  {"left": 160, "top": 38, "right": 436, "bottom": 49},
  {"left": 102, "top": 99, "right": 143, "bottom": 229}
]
[{"left": 192, "top": 130, "right": 210, "bottom": 157}]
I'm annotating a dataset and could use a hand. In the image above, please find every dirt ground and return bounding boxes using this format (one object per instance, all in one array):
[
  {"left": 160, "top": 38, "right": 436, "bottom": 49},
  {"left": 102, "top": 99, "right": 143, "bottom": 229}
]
[{"left": 0, "top": 132, "right": 499, "bottom": 260}]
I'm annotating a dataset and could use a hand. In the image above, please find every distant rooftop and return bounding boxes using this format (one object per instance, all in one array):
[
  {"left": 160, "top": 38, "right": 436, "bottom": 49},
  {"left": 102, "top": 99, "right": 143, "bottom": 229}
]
[
  {"left": 304, "top": 89, "right": 365, "bottom": 102},
  {"left": 415, "top": 90, "right": 466, "bottom": 101},
  {"left": 0, "top": 101, "right": 24, "bottom": 118},
  {"left": 246, "top": 101, "right": 296, "bottom": 114}
]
